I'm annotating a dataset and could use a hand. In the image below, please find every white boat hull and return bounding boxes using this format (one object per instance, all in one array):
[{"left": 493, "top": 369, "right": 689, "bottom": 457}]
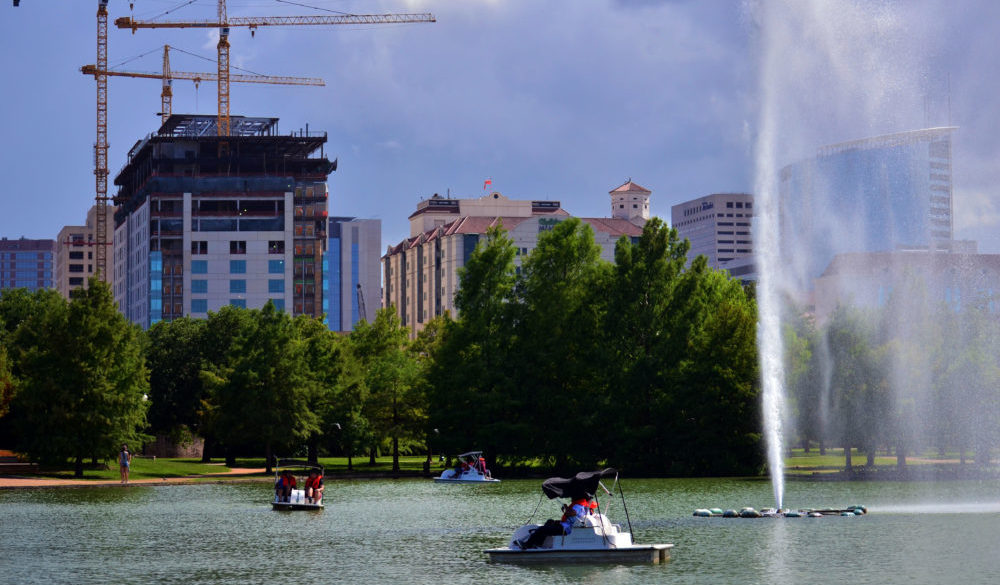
[
  {"left": 272, "top": 501, "right": 324, "bottom": 511},
  {"left": 433, "top": 477, "right": 500, "bottom": 483},
  {"left": 485, "top": 544, "right": 673, "bottom": 564}
]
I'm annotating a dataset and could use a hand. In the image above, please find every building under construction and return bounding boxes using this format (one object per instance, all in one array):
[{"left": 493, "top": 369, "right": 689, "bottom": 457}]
[{"left": 112, "top": 114, "right": 335, "bottom": 327}]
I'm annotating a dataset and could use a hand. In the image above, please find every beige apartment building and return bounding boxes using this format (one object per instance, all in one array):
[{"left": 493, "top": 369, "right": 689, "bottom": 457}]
[
  {"left": 383, "top": 182, "right": 650, "bottom": 337},
  {"left": 54, "top": 205, "right": 115, "bottom": 298}
]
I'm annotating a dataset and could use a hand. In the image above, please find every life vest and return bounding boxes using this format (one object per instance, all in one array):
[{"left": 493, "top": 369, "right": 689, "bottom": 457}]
[
  {"left": 305, "top": 475, "right": 323, "bottom": 490},
  {"left": 561, "top": 498, "right": 594, "bottom": 522}
]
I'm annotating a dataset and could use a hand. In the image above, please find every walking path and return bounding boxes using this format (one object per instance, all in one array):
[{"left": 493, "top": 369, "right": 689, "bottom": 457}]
[{"left": 0, "top": 468, "right": 266, "bottom": 489}]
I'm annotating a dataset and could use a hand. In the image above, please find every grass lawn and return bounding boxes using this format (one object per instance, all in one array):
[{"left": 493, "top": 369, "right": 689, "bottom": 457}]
[
  {"left": 783, "top": 448, "right": 976, "bottom": 475},
  {"left": 26, "top": 455, "right": 450, "bottom": 481}
]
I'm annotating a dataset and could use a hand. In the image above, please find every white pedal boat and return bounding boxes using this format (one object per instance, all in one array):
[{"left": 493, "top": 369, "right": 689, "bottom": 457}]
[
  {"left": 434, "top": 451, "right": 500, "bottom": 483},
  {"left": 272, "top": 459, "right": 325, "bottom": 511},
  {"left": 485, "top": 468, "right": 673, "bottom": 563}
]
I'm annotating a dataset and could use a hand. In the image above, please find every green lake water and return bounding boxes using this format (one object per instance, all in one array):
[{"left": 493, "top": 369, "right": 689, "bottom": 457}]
[{"left": 2, "top": 477, "right": 999, "bottom": 584}]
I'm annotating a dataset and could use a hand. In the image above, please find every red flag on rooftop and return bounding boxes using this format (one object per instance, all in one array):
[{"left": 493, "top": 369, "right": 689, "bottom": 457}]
[{"left": 483, "top": 178, "right": 492, "bottom": 191}]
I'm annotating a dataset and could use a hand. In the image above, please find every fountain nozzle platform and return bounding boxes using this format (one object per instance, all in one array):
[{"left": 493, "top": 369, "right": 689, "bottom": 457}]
[{"left": 693, "top": 505, "right": 867, "bottom": 518}]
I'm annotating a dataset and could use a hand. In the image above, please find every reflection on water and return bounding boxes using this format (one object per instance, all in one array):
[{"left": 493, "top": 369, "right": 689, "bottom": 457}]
[{"left": 2, "top": 478, "right": 999, "bottom": 584}]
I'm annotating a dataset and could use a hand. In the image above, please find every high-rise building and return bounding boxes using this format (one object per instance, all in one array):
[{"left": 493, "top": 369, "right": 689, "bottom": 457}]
[
  {"left": 383, "top": 183, "right": 647, "bottom": 338},
  {"left": 54, "top": 205, "right": 115, "bottom": 299},
  {"left": 324, "top": 217, "right": 381, "bottom": 333},
  {"left": 0, "top": 238, "right": 54, "bottom": 292},
  {"left": 671, "top": 193, "right": 754, "bottom": 272},
  {"left": 112, "top": 115, "right": 335, "bottom": 327},
  {"left": 814, "top": 248, "right": 998, "bottom": 323},
  {"left": 780, "top": 127, "right": 956, "bottom": 281}
]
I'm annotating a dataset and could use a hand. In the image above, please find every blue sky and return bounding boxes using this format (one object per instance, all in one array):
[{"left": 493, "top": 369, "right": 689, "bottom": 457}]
[{"left": 1, "top": 0, "right": 997, "bottom": 253}]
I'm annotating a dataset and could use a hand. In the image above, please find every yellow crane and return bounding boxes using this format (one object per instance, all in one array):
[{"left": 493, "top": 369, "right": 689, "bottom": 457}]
[
  {"left": 94, "top": 0, "right": 110, "bottom": 282},
  {"left": 115, "top": 0, "right": 435, "bottom": 137},
  {"left": 82, "top": 45, "right": 325, "bottom": 125}
]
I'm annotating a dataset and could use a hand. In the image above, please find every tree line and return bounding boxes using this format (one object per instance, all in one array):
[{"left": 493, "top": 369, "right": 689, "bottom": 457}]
[
  {"left": 0, "top": 218, "right": 762, "bottom": 477},
  {"left": 784, "top": 289, "right": 1000, "bottom": 469}
]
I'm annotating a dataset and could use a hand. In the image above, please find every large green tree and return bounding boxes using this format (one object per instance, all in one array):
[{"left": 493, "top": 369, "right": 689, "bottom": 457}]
[
  {"left": 351, "top": 308, "right": 423, "bottom": 472},
  {"left": 11, "top": 279, "right": 149, "bottom": 476},
  {"left": 202, "top": 302, "right": 319, "bottom": 471},
  {"left": 145, "top": 317, "right": 209, "bottom": 446},
  {"left": 426, "top": 225, "right": 522, "bottom": 467},
  {"left": 513, "top": 218, "right": 610, "bottom": 470}
]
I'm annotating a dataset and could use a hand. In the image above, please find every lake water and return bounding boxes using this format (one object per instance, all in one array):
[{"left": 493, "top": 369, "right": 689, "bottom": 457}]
[{"left": 2, "top": 477, "right": 999, "bottom": 584}]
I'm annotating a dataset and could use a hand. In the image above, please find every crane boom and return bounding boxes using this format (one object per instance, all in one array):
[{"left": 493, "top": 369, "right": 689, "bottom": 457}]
[
  {"left": 115, "top": 13, "right": 436, "bottom": 30},
  {"left": 115, "top": 3, "right": 434, "bottom": 136},
  {"left": 82, "top": 45, "right": 324, "bottom": 126},
  {"left": 82, "top": 65, "right": 325, "bottom": 86}
]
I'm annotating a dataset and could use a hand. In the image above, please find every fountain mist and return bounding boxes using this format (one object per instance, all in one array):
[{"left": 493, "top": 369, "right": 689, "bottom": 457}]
[{"left": 751, "top": 0, "right": 946, "bottom": 509}]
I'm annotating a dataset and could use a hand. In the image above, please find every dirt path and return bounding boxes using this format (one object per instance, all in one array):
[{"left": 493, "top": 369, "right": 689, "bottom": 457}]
[{"left": 0, "top": 468, "right": 267, "bottom": 489}]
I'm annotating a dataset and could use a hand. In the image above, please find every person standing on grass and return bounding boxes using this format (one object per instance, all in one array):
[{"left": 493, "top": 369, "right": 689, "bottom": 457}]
[{"left": 119, "top": 444, "right": 132, "bottom": 485}]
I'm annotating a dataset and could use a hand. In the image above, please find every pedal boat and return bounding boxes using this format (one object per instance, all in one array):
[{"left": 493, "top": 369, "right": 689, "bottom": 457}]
[
  {"left": 271, "top": 459, "right": 325, "bottom": 511},
  {"left": 485, "top": 468, "right": 673, "bottom": 563},
  {"left": 434, "top": 451, "right": 500, "bottom": 483}
]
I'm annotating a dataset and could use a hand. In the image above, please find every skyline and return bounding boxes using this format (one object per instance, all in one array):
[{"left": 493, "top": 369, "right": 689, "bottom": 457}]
[{"left": 1, "top": 0, "right": 998, "bottom": 254}]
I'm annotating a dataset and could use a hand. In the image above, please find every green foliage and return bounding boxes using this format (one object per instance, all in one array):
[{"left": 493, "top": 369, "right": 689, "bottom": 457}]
[
  {"left": 9, "top": 279, "right": 149, "bottom": 476},
  {"left": 426, "top": 217, "right": 762, "bottom": 476},
  {"left": 202, "top": 302, "right": 320, "bottom": 471},
  {"left": 350, "top": 308, "right": 424, "bottom": 472},
  {"left": 145, "top": 316, "right": 209, "bottom": 440}
]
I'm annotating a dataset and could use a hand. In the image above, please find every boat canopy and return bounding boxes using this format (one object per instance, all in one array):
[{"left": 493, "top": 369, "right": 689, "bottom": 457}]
[{"left": 541, "top": 468, "right": 617, "bottom": 500}]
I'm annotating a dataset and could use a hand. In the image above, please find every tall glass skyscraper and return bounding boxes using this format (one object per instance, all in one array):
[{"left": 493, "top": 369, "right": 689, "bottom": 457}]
[{"left": 779, "top": 127, "right": 955, "bottom": 282}]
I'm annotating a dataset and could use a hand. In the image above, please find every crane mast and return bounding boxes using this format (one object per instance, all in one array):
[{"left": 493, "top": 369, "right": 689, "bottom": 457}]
[
  {"left": 94, "top": 0, "right": 109, "bottom": 283},
  {"left": 115, "top": 0, "right": 435, "bottom": 136}
]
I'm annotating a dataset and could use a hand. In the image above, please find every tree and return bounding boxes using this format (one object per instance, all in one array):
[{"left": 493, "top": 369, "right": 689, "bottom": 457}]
[
  {"left": 11, "top": 279, "right": 149, "bottom": 476},
  {"left": 427, "top": 225, "right": 522, "bottom": 466},
  {"left": 145, "top": 317, "right": 208, "bottom": 446},
  {"left": 202, "top": 302, "right": 319, "bottom": 472},
  {"left": 603, "top": 218, "right": 690, "bottom": 470},
  {"left": 513, "top": 217, "right": 609, "bottom": 470},
  {"left": 351, "top": 308, "right": 423, "bottom": 473}
]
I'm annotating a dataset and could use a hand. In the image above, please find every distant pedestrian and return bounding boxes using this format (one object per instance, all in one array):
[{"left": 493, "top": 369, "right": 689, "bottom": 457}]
[{"left": 119, "top": 444, "right": 132, "bottom": 485}]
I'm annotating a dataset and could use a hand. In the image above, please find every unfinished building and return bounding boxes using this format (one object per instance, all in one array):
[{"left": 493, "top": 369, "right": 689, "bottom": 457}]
[{"left": 112, "top": 114, "right": 335, "bottom": 327}]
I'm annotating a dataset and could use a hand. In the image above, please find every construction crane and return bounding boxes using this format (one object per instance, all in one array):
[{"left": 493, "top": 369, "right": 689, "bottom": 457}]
[
  {"left": 82, "top": 45, "right": 325, "bottom": 125},
  {"left": 356, "top": 283, "right": 368, "bottom": 323},
  {"left": 94, "top": 0, "right": 110, "bottom": 283},
  {"left": 115, "top": 0, "right": 435, "bottom": 136}
]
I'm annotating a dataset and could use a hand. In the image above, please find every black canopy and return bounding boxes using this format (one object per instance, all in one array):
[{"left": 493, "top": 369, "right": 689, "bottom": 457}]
[{"left": 541, "top": 468, "right": 617, "bottom": 500}]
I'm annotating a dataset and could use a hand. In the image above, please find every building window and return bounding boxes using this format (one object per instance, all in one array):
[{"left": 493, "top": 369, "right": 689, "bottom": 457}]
[
  {"left": 268, "top": 259, "right": 284, "bottom": 274},
  {"left": 230, "top": 260, "right": 246, "bottom": 274},
  {"left": 230, "top": 299, "right": 247, "bottom": 309},
  {"left": 268, "top": 279, "right": 285, "bottom": 294},
  {"left": 269, "top": 240, "right": 285, "bottom": 254},
  {"left": 727, "top": 202, "right": 734, "bottom": 208},
  {"left": 230, "top": 279, "right": 246, "bottom": 294},
  {"left": 191, "top": 260, "right": 208, "bottom": 274},
  {"left": 230, "top": 240, "right": 247, "bottom": 254},
  {"left": 69, "top": 251, "right": 84, "bottom": 260},
  {"left": 191, "top": 279, "right": 208, "bottom": 294},
  {"left": 69, "top": 264, "right": 84, "bottom": 273},
  {"left": 69, "top": 277, "right": 84, "bottom": 286},
  {"left": 191, "top": 241, "right": 208, "bottom": 255},
  {"left": 271, "top": 299, "right": 285, "bottom": 311}
]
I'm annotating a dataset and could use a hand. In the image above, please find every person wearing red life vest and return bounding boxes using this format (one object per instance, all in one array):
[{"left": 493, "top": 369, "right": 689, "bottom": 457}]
[
  {"left": 275, "top": 470, "right": 296, "bottom": 502},
  {"left": 518, "top": 496, "right": 596, "bottom": 549},
  {"left": 304, "top": 469, "right": 324, "bottom": 504}
]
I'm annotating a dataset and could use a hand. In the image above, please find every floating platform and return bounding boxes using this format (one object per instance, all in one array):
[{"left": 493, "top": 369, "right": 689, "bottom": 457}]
[{"left": 694, "top": 505, "right": 866, "bottom": 518}]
